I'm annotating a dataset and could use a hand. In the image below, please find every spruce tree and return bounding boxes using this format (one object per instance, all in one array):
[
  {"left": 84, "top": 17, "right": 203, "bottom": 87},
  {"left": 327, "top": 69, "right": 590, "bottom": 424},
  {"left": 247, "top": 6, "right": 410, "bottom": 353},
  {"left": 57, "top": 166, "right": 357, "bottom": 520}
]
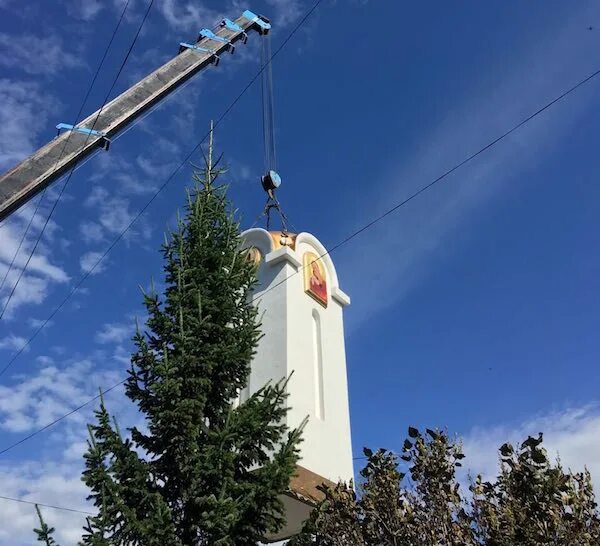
[
  {"left": 34, "top": 505, "right": 59, "bottom": 546},
  {"left": 35, "top": 131, "right": 302, "bottom": 545}
]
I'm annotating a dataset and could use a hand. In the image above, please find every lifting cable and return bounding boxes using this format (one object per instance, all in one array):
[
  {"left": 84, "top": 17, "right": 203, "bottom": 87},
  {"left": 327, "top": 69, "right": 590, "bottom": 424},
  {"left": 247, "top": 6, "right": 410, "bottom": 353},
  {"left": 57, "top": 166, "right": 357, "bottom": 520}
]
[{"left": 258, "top": 29, "right": 291, "bottom": 232}]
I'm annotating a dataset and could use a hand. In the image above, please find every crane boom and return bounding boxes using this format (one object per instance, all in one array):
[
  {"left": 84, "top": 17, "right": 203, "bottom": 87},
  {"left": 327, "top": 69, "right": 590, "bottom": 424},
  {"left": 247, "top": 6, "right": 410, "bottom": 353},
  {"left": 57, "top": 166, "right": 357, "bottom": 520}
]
[{"left": 0, "top": 10, "right": 270, "bottom": 222}]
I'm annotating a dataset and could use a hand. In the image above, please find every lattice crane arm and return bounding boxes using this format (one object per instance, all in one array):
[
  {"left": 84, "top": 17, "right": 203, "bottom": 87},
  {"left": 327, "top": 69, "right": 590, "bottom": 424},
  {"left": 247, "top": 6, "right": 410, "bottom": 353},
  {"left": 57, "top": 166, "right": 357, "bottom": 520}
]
[{"left": 0, "top": 10, "right": 270, "bottom": 222}]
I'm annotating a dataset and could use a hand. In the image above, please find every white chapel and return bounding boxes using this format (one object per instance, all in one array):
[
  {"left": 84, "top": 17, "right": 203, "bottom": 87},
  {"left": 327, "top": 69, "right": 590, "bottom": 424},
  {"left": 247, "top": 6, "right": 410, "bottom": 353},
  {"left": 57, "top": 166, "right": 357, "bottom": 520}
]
[{"left": 241, "top": 229, "right": 353, "bottom": 541}]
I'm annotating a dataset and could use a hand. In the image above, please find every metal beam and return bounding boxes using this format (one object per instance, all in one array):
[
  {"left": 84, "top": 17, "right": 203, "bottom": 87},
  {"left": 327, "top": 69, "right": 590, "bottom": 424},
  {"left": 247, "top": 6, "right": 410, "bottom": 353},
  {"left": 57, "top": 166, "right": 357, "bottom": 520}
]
[{"left": 0, "top": 12, "right": 270, "bottom": 222}]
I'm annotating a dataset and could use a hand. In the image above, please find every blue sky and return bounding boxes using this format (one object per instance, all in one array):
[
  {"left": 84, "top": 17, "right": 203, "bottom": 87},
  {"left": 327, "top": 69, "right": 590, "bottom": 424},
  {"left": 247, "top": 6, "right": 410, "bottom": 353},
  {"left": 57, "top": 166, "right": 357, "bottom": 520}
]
[{"left": 1, "top": 0, "right": 600, "bottom": 543}]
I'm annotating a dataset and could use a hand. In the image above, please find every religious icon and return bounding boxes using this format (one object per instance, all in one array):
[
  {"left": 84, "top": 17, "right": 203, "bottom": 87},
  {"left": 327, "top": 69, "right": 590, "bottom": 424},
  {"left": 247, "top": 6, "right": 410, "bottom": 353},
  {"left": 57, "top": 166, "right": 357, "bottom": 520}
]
[
  {"left": 244, "top": 246, "right": 262, "bottom": 269},
  {"left": 303, "top": 252, "right": 327, "bottom": 307}
]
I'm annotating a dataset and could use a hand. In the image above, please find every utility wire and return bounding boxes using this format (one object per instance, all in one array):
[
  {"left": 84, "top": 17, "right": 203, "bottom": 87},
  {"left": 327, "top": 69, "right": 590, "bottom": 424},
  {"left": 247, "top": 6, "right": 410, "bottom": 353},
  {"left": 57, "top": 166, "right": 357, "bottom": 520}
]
[
  {"left": 1, "top": 59, "right": 598, "bottom": 458},
  {"left": 0, "top": 196, "right": 42, "bottom": 294},
  {"left": 0, "top": 0, "right": 323, "bottom": 378},
  {"left": 3, "top": 1, "right": 599, "bottom": 453},
  {"left": 251, "top": 65, "right": 600, "bottom": 306},
  {"left": 0, "top": 0, "right": 132, "bottom": 311},
  {"left": 0, "top": 494, "right": 94, "bottom": 516},
  {"left": 0, "top": 0, "right": 155, "bottom": 321},
  {"left": 0, "top": 0, "right": 323, "bottom": 456}
]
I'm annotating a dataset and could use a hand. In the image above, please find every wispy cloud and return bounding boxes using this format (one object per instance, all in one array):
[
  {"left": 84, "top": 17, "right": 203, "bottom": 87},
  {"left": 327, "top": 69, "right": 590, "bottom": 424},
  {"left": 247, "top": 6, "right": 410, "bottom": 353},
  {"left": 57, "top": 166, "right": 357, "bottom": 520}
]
[
  {"left": 463, "top": 404, "right": 600, "bottom": 487},
  {"left": 63, "top": 0, "right": 104, "bottom": 21},
  {"left": 0, "top": 459, "right": 90, "bottom": 545},
  {"left": 0, "top": 79, "right": 60, "bottom": 170},
  {"left": 265, "top": 0, "right": 304, "bottom": 26},
  {"left": 84, "top": 186, "right": 137, "bottom": 237},
  {"left": 336, "top": 3, "right": 600, "bottom": 331},
  {"left": 28, "top": 317, "right": 53, "bottom": 330},
  {"left": 0, "top": 227, "right": 68, "bottom": 284},
  {"left": 78, "top": 155, "right": 158, "bottom": 250},
  {"left": 156, "top": 0, "right": 220, "bottom": 32},
  {"left": 0, "top": 354, "right": 135, "bottom": 545},
  {"left": 0, "top": 358, "right": 122, "bottom": 433},
  {"left": 0, "top": 33, "right": 83, "bottom": 77},
  {"left": 79, "top": 250, "right": 106, "bottom": 275},
  {"left": 95, "top": 321, "right": 132, "bottom": 345},
  {"left": 0, "top": 203, "right": 70, "bottom": 317},
  {"left": 79, "top": 220, "right": 105, "bottom": 244},
  {"left": 0, "top": 334, "right": 29, "bottom": 353}
]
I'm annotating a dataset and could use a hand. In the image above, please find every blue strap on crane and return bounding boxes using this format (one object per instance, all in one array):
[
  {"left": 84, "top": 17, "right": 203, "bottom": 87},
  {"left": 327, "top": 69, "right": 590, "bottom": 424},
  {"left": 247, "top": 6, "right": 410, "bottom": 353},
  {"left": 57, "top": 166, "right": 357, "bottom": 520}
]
[
  {"left": 242, "top": 10, "right": 271, "bottom": 33},
  {"left": 179, "top": 42, "right": 220, "bottom": 65},
  {"left": 198, "top": 28, "right": 235, "bottom": 54},
  {"left": 222, "top": 18, "right": 243, "bottom": 32},
  {"left": 199, "top": 28, "right": 230, "bottom": 43},
  {"left": 56, "top": 123, "right": 111, "bottom": 150},
  {"left": 222, "top": 18, "right": 248, "bottom": 43}
]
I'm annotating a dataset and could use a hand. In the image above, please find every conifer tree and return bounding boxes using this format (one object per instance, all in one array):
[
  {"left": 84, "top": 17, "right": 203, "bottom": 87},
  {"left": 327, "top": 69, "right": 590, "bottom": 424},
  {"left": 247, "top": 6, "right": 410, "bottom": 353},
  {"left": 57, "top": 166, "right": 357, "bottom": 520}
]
[
  {"left": 34, "top": 505, "right": 59, "bottom": 546},
  {"left": 34, "top": 130, "right": 302, "bottom": 545}
]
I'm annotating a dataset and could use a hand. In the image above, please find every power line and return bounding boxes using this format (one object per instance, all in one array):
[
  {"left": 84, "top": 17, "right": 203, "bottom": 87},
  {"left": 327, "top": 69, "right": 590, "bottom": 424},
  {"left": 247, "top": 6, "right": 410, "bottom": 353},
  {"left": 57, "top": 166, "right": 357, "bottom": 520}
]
[
  {"left": 0, "top": 494, "right": 94, "bottom": 516},
  {"left": 2, "top": 60, "right": 597, "bottom": 457},
  {"left": 0, "top": 0, "right": 154, "bottom": 321},
  {"left": 2, "top": 7, "right": 598, "bottom": 455},
  {"left": 0, "top": 0, "right": 323, "bottom": 378},
  {"left": 0, "top": 196, "right": 42, "bottom": 294},
  {"left": 0, "top": 4, "right": 324, "bottom": 455},
  {"left": 252, "top": 65, "right": 600, "bottom": 306},
  {"left": 0, "top": 0, "right": 133, "bottom": 314}
]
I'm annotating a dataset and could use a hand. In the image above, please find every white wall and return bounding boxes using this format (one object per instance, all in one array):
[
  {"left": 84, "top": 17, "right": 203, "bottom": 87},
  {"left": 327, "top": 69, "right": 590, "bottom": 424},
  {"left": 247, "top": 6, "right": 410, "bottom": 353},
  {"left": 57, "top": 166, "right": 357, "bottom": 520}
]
[{"left": 242, "top": 229, "right": 353, "bottom": 484}]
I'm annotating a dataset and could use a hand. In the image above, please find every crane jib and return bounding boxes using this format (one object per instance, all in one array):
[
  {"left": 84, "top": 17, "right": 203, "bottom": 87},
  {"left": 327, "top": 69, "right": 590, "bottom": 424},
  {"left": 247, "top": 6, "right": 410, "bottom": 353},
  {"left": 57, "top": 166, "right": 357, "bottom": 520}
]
[{"left": 0, "top": 10, "right": 271, "bottom": 223}]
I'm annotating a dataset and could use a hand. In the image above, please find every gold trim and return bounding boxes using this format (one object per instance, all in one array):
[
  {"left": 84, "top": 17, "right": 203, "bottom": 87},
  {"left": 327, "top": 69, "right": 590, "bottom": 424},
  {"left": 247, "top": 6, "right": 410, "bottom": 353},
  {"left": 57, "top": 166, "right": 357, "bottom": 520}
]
[
  {"left": 244, "top": 246, "right": 262, "bottom": 269},
  {"left": 269, "top": 231, "right": 297, "bottom": 250}
]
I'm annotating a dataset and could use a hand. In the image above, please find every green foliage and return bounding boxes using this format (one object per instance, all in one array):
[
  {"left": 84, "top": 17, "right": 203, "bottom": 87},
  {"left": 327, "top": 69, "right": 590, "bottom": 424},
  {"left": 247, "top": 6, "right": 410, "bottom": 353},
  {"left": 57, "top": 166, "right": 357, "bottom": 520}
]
[
  {"left": 36, "top": 135, "right": 302, "bottom": 545},
  {"left": 291, "top": 429, "right": 600, "bottom": 546}
]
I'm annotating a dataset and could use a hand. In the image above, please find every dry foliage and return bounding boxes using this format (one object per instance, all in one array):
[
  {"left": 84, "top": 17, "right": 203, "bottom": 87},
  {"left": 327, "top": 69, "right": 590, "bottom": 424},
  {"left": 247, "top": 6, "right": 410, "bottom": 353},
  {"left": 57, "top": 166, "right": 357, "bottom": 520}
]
[{"left": 290, "top": 428, "right": 600, "bottom": 546}]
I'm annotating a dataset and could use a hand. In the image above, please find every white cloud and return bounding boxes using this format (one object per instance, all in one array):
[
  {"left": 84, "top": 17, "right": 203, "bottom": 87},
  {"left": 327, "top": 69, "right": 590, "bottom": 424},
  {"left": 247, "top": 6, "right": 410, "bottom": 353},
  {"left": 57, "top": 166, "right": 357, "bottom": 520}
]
[
  {"left": 463, "top": 405, "right": 600, "bottom": 487},
  {"left": 157, "top": 0, "right": 220, "bottom": 32},
  {"left": 0, "top": 226, "right": 69, "bottom": 285},
  {"left": 84, "top": 187, "right": 134, "bottom": 233},
  {"left": 265, "top": 0, "right": 303, "bottom": 26},
  {"left": 0, "top": 334, "right": 28, "bottom": 353},
  {"left": 79, "top": 250, "right": 106, "bottom": 275},
  {"left": 0, "top": 79, "right": 59, "bottom": 170},
  {"left": 28, "top": 318, "right": 53, "bottom": 330},
  {"left": 63, "top": 0, "right": 104, "bottom": 20},
  {"left": 95, "top": 321, "right": 132, "bottom": 345},
  {"left": 82, "top": 184, "right": 152, "bottom": 245},
  {"left": 0, "top": 203, "right": 70, "bottom": 317},
  {"left": 27, "top": 318, "right": 53, "bottom": 330},
  {"left": 79, "top": 220, "right": 105, "bottom": 244},
  {"left": 334, "top": 2, "right": 600, "bottom": 331},
  {"left": 0, "top": 273, "right": 52, "bottom": 316},
  {"left": 136, "top": 154, "right": 177, "bottom": 182},
  {"left": 0, "top": 460, "right": 90, "bottom": 545},
  {"left": 0, "top": 357, "right": 124, "bottom": 434},
  {"left": 0, "top": 354, "right": 135, "bottom": 545},
  {"left": 0, "top": 33, "right": 83, "bottom": 76}
]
